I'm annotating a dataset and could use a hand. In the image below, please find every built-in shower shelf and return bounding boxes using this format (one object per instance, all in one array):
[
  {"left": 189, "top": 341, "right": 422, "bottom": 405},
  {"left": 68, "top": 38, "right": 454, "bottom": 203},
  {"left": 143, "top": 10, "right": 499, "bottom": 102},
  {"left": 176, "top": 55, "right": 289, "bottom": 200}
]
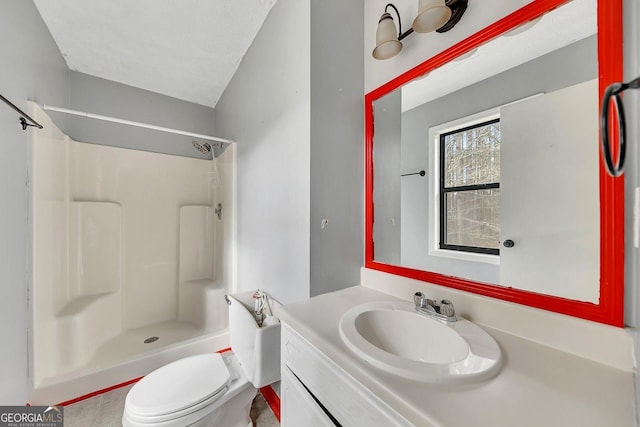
[
  {"left": 178, "top": 279, "right": 228, "bottom": 331},
  {"left": 56, "top": 292, "right": 117, "bottom": 317}
]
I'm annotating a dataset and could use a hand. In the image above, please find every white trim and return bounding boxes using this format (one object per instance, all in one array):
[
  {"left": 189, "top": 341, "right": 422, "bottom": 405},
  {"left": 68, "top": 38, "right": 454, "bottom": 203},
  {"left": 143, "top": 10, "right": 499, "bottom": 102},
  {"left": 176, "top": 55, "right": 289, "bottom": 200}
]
[
  {"left": 428, "top": 110, "right": 502, "bottom": 266},
  {"left": 42, "top": 105, "right": 235, "bottom": 145}
]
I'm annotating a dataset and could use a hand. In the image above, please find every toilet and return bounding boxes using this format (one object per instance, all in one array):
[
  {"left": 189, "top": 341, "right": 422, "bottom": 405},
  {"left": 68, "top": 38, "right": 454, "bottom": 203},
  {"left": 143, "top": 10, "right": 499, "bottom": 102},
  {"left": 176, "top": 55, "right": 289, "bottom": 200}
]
[{"left": 122, "top": 293, "right": 281, "bottom": 427}]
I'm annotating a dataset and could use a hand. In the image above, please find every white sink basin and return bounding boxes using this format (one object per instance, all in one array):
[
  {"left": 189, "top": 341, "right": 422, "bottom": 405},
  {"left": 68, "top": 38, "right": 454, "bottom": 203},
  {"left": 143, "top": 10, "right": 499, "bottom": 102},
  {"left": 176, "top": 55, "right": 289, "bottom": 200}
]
[{"left": 339, "top": 301, "right": 502, "bottom": 384}]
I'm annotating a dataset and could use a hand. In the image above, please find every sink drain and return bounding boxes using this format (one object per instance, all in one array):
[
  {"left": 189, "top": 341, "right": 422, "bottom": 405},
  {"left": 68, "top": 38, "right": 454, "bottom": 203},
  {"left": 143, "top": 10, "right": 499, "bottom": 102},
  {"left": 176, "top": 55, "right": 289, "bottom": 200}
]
[{"left": 144, "top": 336, "right": 159, "bottom": 344}]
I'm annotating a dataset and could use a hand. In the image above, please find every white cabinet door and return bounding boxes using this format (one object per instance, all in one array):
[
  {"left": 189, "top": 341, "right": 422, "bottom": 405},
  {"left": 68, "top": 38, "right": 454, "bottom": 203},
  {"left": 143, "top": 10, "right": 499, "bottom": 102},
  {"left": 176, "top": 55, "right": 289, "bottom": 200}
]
[
  {"left": 500, "top": 79, "right": 599, "bottom": 302},
  {"left": 281, "top": 324, "right": 413, "bottom": 426},
  {"left": 281, "top": 366, "right": 336, "bottom": 427}
]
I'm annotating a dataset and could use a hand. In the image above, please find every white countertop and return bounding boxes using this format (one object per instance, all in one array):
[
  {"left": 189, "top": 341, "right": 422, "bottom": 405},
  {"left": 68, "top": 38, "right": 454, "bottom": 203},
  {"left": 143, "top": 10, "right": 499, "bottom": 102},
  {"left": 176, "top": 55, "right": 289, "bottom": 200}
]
[{"left": 279, "top": 286, "right": 635, "bottom": 427}]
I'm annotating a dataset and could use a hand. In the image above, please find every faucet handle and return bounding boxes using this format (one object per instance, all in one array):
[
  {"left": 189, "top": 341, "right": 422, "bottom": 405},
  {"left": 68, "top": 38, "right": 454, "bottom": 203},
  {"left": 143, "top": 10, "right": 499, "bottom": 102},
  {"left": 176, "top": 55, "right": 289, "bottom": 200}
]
[
  {"left": 440, "top": 299, "right": 456, "bottom": 318},
  {"left": 414, "top": 292, "right": 437, "bottom": 309},
  {"left": 413, "top": 292, "right": 425, "bottom": 307}
]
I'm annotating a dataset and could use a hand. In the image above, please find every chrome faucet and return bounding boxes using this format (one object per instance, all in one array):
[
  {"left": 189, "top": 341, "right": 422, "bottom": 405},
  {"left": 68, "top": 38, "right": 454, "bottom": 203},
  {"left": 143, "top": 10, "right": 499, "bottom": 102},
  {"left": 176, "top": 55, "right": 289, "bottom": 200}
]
[{"left": 413, "top": 292, "right": 457, "bottom": 322}]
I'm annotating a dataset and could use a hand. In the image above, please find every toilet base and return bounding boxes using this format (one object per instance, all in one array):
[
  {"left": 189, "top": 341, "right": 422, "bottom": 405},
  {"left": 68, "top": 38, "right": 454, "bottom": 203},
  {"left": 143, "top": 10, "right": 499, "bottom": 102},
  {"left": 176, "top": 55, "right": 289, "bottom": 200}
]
[{"left": 182, "top": 385, "right": 256, "bottom": 427}]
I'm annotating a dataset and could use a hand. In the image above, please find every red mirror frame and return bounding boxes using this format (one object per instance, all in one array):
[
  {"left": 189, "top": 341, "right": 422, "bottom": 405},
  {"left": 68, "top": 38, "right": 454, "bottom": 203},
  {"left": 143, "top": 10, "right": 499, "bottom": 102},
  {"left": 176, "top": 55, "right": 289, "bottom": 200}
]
[{"left": 365, "top": 0, "right": 624, "bottom": 327}]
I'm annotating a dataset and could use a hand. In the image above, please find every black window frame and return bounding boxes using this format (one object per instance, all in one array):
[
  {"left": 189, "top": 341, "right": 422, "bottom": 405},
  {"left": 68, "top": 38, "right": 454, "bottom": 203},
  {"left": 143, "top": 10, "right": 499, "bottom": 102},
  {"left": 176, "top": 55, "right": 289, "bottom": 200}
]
[{"left": 439, "top": 118, "right": 500, "bottom": 256}]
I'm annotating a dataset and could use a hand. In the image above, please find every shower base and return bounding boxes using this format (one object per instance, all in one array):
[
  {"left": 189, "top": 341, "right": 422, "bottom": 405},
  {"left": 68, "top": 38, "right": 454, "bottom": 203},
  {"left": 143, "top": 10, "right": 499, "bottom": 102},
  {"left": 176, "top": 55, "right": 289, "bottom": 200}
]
[{"left": 29, "top": 320, "right": 229, "bottom": 405}]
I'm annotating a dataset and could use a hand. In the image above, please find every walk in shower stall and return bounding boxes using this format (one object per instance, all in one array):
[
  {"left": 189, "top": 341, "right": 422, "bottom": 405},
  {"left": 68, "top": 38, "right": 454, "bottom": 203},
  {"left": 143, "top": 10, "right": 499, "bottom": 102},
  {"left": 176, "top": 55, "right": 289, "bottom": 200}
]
[{"left": 27, "top": 103, "right": 235, "bottom": 404}]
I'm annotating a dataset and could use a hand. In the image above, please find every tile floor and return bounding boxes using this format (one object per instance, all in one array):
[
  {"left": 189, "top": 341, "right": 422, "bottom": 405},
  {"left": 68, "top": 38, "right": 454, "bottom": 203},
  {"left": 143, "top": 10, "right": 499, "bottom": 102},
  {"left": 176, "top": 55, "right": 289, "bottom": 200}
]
[{"left": 63, "top": 384, "right": 279, "bottom": 426}]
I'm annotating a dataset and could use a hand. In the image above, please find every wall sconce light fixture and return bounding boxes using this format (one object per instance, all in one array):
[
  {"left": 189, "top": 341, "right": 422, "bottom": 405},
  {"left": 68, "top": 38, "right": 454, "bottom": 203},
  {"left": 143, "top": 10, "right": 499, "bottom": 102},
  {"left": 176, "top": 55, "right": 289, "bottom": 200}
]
[{"left": 372, "top": 0, "right": 469, "bottom": 60}]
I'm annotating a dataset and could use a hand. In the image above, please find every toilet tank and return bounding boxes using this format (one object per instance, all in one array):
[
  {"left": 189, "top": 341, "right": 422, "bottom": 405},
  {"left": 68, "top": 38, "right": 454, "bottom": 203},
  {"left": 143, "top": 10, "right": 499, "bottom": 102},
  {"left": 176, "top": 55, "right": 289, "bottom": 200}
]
[{"left": 228, "top": 293, "right": 281, "bottom": 388}]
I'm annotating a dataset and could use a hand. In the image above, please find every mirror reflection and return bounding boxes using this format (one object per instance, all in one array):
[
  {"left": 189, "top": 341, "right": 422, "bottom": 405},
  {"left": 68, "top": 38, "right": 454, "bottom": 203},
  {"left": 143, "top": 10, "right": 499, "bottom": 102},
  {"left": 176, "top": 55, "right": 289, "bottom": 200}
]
[{"left": 372, "top": 0, "right": 599, "bottom": 302}]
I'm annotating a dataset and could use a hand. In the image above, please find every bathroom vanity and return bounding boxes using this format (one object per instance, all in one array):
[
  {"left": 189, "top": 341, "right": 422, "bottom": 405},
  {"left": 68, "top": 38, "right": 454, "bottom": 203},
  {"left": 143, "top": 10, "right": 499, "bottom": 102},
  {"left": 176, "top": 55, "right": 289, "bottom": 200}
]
[
  {"left": 278, "top": 0, "right": 634, "bottom": 424},
  {"left": 279, "top": 286, "right": 634, "bottom": 426}
]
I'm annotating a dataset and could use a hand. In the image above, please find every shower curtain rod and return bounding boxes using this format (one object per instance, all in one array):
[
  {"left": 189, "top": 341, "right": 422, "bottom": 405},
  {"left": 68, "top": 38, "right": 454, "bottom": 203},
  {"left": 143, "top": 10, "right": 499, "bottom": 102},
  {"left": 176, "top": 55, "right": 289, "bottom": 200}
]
[
  {"left": 0, "top": 93, "right": 43, "bottom": 130},
  {"left": 42, "top": 105, "right": 235, "bottom": 145}
]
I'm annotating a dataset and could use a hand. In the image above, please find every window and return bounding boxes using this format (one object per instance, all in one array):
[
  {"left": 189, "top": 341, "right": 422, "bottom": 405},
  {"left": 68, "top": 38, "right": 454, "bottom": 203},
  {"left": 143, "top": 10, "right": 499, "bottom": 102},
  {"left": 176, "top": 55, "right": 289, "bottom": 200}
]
[{"left": 439, "top": 118, "right": 501, "bottom": 255}]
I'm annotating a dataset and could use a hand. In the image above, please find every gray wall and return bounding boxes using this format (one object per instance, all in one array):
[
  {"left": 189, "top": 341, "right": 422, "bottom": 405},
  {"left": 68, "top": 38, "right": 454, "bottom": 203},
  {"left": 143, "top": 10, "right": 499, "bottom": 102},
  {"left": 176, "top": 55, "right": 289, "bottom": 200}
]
[
  {"left": 215, "top": 0, "right": 365, "bottom": 302},
  {"left": 0, "top": 0, "right": 70, "bottom": 404},
  {"left": 625, "top": 0, "right": 640, "bottom": 328},
  {"left": 309, "top": 0, "right": 364, "bottom": 296},
  {"left": 215, "top": 0, "right": 312, "bottom": 304},
  {"left": 623, "top": 0, "right": 640, "bottom": 412},
  {"left": 68, "top": 72, "right": 216, "bottom": 159}
]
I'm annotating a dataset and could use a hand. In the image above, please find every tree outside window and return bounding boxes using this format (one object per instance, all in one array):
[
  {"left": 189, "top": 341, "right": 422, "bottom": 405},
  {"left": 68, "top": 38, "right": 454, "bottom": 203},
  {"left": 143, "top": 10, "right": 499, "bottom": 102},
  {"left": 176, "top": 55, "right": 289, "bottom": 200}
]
[{"left": 439, "top": 118, "right": 501, "bottom": 255}]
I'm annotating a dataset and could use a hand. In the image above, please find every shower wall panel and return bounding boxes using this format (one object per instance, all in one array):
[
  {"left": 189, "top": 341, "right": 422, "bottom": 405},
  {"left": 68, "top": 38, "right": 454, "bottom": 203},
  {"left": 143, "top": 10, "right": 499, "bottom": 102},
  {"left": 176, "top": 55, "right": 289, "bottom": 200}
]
[
  {"left": 69, "top": 201, "right": 122, "bottom": 298},
  {"left": 177, "top": 205, "right": 228, "bottom": 331},
  {"left": 67, "top": 139, "right": 215, "bottom": 329},
  {"left": 179, "top": 205, "right": 215, "bottom": 282}
]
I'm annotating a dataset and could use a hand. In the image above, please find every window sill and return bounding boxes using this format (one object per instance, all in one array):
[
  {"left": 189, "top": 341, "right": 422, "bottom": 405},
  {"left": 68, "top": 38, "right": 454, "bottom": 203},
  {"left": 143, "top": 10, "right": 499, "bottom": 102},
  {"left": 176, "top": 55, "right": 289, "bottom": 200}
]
[{"left": 428, "top": 247, "right": 500, "bottom": 265}]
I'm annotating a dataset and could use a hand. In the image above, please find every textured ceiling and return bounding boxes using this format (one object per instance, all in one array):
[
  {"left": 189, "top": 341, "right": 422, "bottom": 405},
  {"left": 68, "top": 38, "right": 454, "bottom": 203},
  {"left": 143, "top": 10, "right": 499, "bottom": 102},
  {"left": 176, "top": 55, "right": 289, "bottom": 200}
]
[{"left": 34, "top": 0, "right": 277, "bottom": 108}]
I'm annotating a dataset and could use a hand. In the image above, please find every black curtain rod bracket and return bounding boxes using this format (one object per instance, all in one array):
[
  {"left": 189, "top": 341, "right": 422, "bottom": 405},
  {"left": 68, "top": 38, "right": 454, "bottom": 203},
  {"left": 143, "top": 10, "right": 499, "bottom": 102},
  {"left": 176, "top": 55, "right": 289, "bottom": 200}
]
[{"left": 0, "top": 93, "right": 43, "bottom": 130}]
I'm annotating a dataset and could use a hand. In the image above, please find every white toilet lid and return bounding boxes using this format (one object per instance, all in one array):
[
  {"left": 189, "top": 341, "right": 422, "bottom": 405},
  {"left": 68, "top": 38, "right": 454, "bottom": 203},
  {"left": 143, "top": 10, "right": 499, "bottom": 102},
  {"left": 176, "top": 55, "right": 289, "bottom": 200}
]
[{"left": 126, "top": 353, "right": 231, "bottom": 417}]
